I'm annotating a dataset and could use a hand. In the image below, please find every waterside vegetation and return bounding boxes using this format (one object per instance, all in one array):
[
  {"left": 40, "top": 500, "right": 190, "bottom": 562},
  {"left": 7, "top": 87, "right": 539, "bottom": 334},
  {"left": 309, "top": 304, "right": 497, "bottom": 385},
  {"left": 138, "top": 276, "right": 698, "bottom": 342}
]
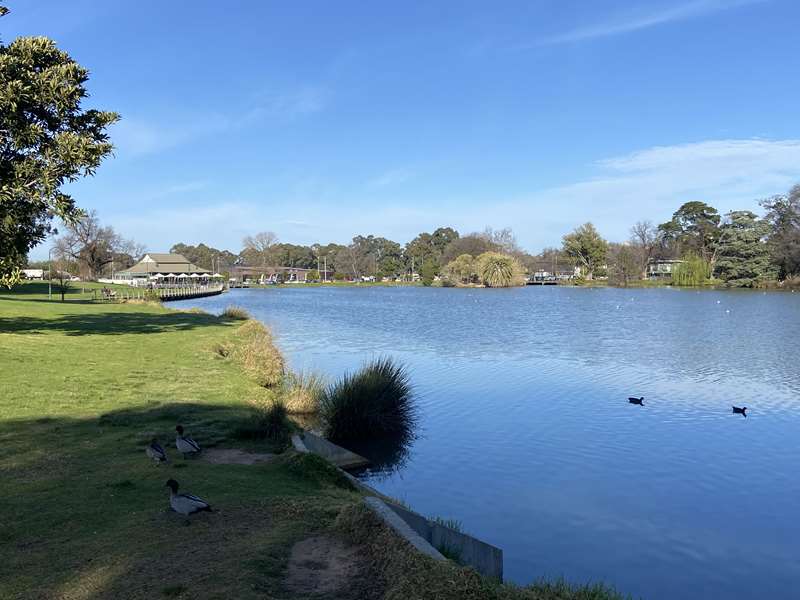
[{"left": 0, "top": 282, "right": 626, "bottom": 599}]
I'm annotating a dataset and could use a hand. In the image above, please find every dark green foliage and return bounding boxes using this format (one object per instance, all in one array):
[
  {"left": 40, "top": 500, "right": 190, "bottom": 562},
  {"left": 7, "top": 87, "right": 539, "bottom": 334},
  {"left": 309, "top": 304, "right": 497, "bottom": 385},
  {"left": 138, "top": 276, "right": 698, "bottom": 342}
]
[
  {"left": 760, "top": 184, "right": 800, "bottom": 279},
  {"left": 715, "top": 211, "right": 776, "bottom": 287},
  {"left": 320, "top": 357, "right": 417, "bottom": 444},
  {"left": 0, "top": 21, "right": 119, "bottom": 286},
  {"left": 658, "top": 201, "right": 721, "bottom": 261},
  {"left": 421, "top": 259, "right": 437, "bottom": 286}
]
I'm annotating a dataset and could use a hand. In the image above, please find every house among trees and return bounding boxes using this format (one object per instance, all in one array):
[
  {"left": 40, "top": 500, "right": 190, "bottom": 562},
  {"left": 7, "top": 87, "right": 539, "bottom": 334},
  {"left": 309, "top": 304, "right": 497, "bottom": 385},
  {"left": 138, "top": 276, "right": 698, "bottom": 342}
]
[
  {"left": 229, "top": 265, "right": 331, "bottom": 284},
  {"left": 113, "top": 253, "right": 216, "bottom": 285},
  {"left": 647, "top": 258, "right": 684, "bottom": 279}
]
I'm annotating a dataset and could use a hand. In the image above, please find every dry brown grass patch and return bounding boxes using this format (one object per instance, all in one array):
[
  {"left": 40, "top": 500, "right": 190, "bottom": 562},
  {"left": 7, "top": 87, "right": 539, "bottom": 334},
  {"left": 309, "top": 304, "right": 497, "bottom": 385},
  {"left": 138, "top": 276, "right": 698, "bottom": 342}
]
[{"left": 232, "top": 320, "right": 284, "bottom": 388}]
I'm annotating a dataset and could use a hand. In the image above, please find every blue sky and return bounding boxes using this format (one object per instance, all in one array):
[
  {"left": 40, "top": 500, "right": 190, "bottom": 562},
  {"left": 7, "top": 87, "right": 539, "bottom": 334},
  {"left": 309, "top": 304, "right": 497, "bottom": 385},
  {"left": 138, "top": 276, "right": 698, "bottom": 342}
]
[{"left": 6, "top": 0, "right": 800, "bottom": 258}]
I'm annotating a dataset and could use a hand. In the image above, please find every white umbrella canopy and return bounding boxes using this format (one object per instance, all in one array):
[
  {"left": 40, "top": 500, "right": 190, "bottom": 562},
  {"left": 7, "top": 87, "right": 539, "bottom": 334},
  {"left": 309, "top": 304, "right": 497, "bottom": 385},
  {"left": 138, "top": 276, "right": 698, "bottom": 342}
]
[
  {"left": 165, "top": 273, "right": 177, "bottom": 278},
  {"left": 190, "top": 273, "right": 201, "bottom": 278},
  {"left": 212, "top": 273, "right": 222, "bottom": 278}
]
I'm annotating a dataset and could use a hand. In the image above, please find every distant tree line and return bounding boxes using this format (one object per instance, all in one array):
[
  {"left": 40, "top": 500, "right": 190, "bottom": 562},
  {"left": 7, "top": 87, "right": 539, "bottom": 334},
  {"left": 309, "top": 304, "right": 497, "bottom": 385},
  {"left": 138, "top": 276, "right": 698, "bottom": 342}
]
[
  {"left": 162, "top": 183, "right": 800, "bottom": 289},
  {"left": 17, "top": 182, "right": 800, "bottom": 290},
  {"left": 561, "top": 183, "right": 800, "bottom": 288}
]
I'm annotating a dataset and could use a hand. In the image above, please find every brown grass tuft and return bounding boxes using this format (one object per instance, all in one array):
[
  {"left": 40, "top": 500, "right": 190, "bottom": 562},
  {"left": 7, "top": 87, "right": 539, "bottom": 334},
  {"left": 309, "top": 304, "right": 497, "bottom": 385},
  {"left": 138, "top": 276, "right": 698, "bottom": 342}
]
[
  {"left": 231, "top": 320, "right": 284, "bottom": 387},
  {"left": 283, "top": 371, "right": 325, "bottom": 414}
]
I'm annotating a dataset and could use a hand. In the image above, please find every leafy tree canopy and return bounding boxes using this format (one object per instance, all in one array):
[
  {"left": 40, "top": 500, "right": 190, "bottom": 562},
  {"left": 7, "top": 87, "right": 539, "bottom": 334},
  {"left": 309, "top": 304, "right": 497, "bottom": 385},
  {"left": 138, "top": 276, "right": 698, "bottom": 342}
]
[
  {"left": 760, "top": 184, "right": 800, "bottom": 279},
  {"left": 1, "top": 10, "right": 118, "bottom": 286},
  {"left": 658, "top": 201, "right": 720, "bottom": 261},
  {"left": 715, "top": 210, "right": 776, "bottom": 287},
  {"left": 562, "top": 222, "right": 608, "bottom": 279}
]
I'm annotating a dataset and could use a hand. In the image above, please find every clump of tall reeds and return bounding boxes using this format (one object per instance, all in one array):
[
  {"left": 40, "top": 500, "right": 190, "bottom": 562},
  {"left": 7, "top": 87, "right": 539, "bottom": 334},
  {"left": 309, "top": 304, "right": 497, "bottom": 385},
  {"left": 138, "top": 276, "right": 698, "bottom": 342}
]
[
  {"left": 319, "top": 357, "right": 417, "bottom": 444},
  {"left": 232, "top": 319, "right": 284, "bottom": 387},
  {"left": 221, "top": 305, "right": 251, "bottom": 320},
  {"left": 283, "top": 370, "right": 325, "bottom": 414}
]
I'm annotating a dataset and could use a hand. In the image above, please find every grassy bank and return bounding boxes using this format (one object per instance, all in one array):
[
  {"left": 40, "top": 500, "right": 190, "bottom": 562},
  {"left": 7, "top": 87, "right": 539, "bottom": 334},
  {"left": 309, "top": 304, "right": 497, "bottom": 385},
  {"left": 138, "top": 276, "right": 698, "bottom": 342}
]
[{"left": 1, "top": 283, "right": 627, "bottom": 600}]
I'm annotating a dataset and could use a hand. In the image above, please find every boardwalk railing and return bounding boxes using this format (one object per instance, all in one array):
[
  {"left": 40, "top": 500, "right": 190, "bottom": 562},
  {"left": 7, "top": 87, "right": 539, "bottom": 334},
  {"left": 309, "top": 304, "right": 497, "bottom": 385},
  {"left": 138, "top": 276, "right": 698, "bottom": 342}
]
[{"left": 99, "top": 284, "right": 225, "bottom": 302}]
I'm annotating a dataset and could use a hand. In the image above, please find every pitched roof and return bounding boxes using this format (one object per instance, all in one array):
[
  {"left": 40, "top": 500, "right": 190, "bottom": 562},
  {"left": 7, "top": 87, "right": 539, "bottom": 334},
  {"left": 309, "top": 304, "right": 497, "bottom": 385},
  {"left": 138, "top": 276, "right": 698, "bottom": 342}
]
[{"left": 117, "top": 253, "right": 210, "bottom": 275}]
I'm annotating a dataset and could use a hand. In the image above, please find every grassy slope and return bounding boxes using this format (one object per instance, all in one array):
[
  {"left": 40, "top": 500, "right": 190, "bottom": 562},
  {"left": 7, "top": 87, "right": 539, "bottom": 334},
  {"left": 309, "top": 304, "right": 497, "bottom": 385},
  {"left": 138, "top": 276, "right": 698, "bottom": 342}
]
[
  {"left": 0, "top": 283, "right": 358, "bottom": 599},
  {"left": 1, "top": 282, "right": 627, "bottom": 600}
]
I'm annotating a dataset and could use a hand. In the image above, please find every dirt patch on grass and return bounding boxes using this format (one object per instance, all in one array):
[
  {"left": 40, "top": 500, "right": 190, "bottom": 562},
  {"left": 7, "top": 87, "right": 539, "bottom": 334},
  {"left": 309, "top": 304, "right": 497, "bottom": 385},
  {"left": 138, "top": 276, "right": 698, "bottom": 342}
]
[
  {"left": 202, "top": 448, "right": 275, "bottom": 465},
  {"left": 284, "top": 535, "right": 366, "bottom": 597}
]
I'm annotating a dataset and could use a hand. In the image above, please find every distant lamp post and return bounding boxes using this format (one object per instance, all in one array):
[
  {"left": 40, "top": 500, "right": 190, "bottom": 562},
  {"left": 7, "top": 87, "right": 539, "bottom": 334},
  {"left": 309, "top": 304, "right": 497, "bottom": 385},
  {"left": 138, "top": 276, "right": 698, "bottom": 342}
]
[{"left": 48, "top": 247, "right": 56, "bottom": 300}]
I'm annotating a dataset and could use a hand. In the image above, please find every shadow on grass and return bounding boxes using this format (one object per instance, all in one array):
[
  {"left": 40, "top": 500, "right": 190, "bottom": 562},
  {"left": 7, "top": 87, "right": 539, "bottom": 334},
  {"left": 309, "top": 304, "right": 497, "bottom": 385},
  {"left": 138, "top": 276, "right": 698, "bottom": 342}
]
[
  {"left": 0, "top": 401, "right": 356, "bottom": 599},
  {"left": 0, "top": 309, "right": 235, "bottom": 335}
]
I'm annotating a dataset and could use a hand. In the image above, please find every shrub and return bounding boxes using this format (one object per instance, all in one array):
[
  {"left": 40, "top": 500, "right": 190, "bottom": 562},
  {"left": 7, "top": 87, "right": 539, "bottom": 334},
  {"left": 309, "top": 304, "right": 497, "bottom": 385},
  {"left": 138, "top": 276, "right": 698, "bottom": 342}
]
[
  {"left": 442, "top": 254, "right": 475, "bottom": 285},
  {"left": 233, "top": 398, "right": 292, "bottom": 444},
  {"left": 283, "top": 370, "right": 325, "bottom": 414},
  {"left": 232, "top": 320, "right": 285, "bottom": 387},
  {"left": 222, "top": 305, "right": 251, "bottom": 320},
  {"left": 143, "top": 288, "right": 161, "bottom": 302},
  {"left": 475, "top": 252, "right": 526, "bottom": 287},
  {"left": 320, "top": 357, "right": 417, "bottom": 444},
  {"left": 672, "top": 254, "right": 712, "bottom": 286}
]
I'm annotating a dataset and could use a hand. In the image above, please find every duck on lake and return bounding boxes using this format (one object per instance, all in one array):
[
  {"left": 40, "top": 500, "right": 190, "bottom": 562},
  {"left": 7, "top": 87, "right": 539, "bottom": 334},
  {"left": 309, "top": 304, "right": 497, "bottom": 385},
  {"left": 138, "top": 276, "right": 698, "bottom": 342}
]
[
  {"left": 165, "top": 479, "right": 212, "bottom": 515},
  {"left": 732, "top": 406, "right": 748, "bottom": 417},
  {"left": 628, "top": 396, "right": 645, "bottom": 406},
  {"left": 175, "top": 425, "right": 201, "bottom": 458},
  {"left": 145, "top": 439, "right": 168, "bottom": 464}
]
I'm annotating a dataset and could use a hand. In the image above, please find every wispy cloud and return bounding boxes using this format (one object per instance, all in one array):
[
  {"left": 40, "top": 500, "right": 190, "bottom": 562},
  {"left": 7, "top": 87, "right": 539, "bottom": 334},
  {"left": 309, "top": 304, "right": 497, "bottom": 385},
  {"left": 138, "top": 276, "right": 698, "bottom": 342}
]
[
  {"left": 538, "top": 0, "right": 763, "bottom": 46},
  {"left": 367, "top": 168, "right": 416, "bottom": 189},
  {"left": 111, "top": 85, "right": 330, "bottom": 158},
  {"left": 245, "top": 86, "right": 330, "bottom": 121},
  {"left": 100, "top": 139, "right": 800, "bottom": 255},
  {"left": 496, "top": 138, "right": 800, "bottom": 245}
]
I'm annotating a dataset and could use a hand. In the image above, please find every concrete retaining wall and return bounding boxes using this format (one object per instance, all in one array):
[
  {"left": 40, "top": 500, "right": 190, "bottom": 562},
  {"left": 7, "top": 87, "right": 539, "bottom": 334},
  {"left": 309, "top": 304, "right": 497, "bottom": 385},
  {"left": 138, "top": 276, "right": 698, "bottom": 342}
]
[
  {"left": 383, "top": 502, "right": 503, "bottom": 580},
  {"left": 292, "top": 431, "right": 503, "bottom": 580},
  {"left": 291, "top": 432, "right": 370, "bottom": 470}
]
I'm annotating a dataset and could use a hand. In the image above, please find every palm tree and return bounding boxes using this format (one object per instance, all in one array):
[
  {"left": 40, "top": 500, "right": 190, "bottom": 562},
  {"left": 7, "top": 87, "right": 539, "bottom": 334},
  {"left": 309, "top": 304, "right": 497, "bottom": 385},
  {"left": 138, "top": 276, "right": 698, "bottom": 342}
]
[{"left": 476, "top": 252, "right": 526, "bottom": 287}]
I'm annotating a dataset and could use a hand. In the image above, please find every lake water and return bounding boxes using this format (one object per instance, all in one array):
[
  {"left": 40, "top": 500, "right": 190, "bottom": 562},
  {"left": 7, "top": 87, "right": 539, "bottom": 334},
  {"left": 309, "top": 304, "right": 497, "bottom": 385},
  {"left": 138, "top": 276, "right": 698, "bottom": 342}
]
[{"left": 174, "top": 286, "right": 800, "bottom": 600}]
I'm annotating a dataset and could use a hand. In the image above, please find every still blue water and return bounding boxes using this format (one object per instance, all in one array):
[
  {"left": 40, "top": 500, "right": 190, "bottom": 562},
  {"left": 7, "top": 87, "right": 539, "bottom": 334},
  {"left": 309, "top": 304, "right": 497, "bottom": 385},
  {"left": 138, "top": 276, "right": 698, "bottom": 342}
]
[{"left": 174, "top": 286, "right": 800, "bottom": 600}]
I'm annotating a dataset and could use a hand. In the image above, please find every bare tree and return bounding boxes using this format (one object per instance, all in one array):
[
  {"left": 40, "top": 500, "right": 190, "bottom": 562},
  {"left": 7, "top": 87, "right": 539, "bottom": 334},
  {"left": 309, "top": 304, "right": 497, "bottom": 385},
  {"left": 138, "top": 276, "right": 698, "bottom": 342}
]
[
  {"left": 630, "top": 220, "right": 659, "bottom": 280},
  {"left": 482, "top": 227, "right": 520, "bottom": 254},
  {"left": 55, "top": 210, "right": 143, "bottom": 280},
  {"left": 242, "top": 231, "right": 279, "bottom": 267}
]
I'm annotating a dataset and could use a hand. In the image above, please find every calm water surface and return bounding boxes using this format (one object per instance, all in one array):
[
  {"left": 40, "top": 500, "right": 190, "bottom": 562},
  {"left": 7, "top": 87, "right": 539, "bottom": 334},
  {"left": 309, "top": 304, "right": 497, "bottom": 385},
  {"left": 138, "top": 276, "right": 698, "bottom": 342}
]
[{"left": 174, "top": 286, "right": 800, "bottom": 600}]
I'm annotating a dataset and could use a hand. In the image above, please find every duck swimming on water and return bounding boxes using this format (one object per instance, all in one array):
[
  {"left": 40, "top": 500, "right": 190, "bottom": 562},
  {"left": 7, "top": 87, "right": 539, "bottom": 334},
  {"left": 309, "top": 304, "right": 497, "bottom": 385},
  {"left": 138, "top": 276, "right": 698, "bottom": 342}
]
[
  {"left": 628, "top": 396, "right": 644, "bottom": 406},
  {"left": 165, "top": 479, "right": 212, "bottom": 515},
  {"left": 732, "top": 406, "right": 747, "bottom": 417},
  {"left": 145, "top": 439, "right": 168, "bottom": 464},
  {"left": 175, "top": 425, "right": 201, "bottom": 458}
]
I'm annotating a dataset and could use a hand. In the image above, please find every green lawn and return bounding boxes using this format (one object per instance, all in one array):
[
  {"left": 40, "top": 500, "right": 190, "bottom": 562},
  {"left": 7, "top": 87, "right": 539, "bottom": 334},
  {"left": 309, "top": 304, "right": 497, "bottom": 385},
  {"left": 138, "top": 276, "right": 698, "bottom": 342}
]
[
  {"left": 0, "top": 283, "right": 360, "bottom": 599},
  {"left": 0, "top": 283, "right": 628, "bottom": 600}
]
